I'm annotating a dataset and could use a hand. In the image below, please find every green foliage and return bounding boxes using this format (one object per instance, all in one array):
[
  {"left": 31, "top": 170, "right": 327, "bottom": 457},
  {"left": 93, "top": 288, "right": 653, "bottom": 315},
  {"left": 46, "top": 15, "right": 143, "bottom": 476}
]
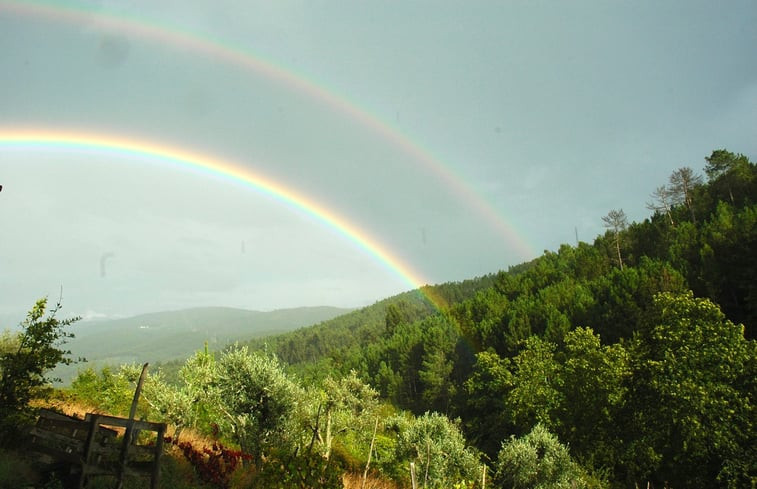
[
  {"left": 452, "top": 287, "right": 509, "bottom": 351},
  {"left": 463, "top": 350, "right": 513, "bottom": 457},
  {"left": 505, "top": 337, "right": 561, "bottom": 432},
  {"left": 240, "top": 280, "right": 493, "bottom": 376},
  {"left": 494, "top": 424, "right": 606, "bottom": 489},
  {"left": 308, "top": 370, "right": 380, "bottom": 460},
  {"left": 240, "top": 289, "right": 439, "bottom": 368},
  {"left": 417, "top": 316, "right": 460, "bottom": 412},
  {"left": 0, "top": 330, "right": 20, "bottom": 356},
  {"left": 555, "top": 328, "right": 629, "bottom": 471},
  {"left": 390, "top": 411, "right": 480, "bottom": 488},
  {"left": 69, "top": 365, "right": 136, "bottom": 415},
  {"left": 704, "top": 149, "right": 755, "bottom": 206},
  {"left": 625, "top": 292, "right": 756, "bottom": 487},
  {"left": 130, "top": 346, "right": 220, "bottom": 438},
  {"left": 586, "top": 258, "right": 686, "bottom": 343},
  {"left": 0, "top": 297, "right": 79, "bottom": 434},
  {"left": 253, "top": 447, "right": 343, "bottom": 489},
  {"left": 698, "top": 202, "right": 757, "bottom": 332},
  {"left": 214, "top": 346, "right": 302, "bottom": 463},
  {"left": 384, "top": 300, "right": 421, "bottom": 337}
]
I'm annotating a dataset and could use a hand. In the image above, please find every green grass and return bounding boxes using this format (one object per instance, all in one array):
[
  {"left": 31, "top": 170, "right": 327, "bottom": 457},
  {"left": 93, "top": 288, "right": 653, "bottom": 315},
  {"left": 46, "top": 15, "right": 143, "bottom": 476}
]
[
  {"left": 0, "top": 449, "right": 39, "bottom": 489},
  {"left": 0, "top": 446, "right": 211, "bottom": 489}
]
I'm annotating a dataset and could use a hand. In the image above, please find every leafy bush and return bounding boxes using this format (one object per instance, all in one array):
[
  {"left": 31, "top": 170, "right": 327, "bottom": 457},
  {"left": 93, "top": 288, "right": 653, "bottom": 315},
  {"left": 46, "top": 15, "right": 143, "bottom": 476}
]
[
  {"left": 494, "top": 424, "right": 605, "bottom": 489},
  {"left": 390, "top": 411, "right": 480, "bottom": 488},
  {"left": 69, "top": 365, "right": 136, "bottom": 416},
  {"left": 0, "top": 297, "right": 79, "bottom": 438},
  {"left": 253, "top": 447, "right": 343, "bottom": 489},
  {"left": 214, "top": 346, "right": 302, "bottom": 463},
  {"left": 170, "top": 438, "right": 251, "bottom": 489}
]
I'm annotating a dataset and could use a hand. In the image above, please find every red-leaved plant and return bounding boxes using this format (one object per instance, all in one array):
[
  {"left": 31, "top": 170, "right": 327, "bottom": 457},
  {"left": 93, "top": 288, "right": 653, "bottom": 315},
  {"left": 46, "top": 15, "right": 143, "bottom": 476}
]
[{"left": 166, "top": 436, "right": 252, "bottom": 489}]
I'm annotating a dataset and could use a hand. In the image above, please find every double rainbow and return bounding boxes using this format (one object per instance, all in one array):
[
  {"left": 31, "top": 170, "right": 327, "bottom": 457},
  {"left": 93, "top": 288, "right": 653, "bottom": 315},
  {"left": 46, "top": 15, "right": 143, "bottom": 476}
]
[
  {"left": 1, "top": 1, "right": 537, "bottom": 310},
  {"left": 0, "top": 0, "right": 535, "bottom": 261}
]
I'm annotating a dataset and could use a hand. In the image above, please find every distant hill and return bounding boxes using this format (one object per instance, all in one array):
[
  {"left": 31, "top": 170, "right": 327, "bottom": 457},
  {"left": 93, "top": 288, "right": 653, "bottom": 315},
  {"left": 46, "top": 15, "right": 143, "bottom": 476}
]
[
  {"left": 56, "top": 305, "right": 352, "bottom": 384},
  {"left": 239, "top": 276, "right": 499, "bottom": 369}
]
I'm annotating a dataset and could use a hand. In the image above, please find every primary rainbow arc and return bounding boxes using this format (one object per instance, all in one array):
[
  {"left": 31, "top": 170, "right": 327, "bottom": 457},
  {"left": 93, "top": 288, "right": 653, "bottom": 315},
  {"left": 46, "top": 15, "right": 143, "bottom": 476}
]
[{"left": 0, "top": 128, "right": 450, "bottom": 309}]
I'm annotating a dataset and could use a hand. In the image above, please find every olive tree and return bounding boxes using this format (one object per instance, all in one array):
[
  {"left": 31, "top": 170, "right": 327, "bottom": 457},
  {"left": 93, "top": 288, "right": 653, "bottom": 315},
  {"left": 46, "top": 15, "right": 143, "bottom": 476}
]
[
  {"left": 494, "top": 424, "right": 604, "bottom": 489},
  {"left": 215, "top": 346, "right": 302, "bottom": 464},
  {"left": 308, "top": 370, "right": 379, "bottom": 460},
  {"left": 390, "top": 411, "right": 479, "bottom": 488}
]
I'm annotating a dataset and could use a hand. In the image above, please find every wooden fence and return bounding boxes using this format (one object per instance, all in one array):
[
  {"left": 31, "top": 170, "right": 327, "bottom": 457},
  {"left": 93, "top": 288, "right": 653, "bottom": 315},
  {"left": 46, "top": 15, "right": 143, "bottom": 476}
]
[
  {"left": 27, "top": 364, "right": 166, "bottom": 489},
  {"left": 28, "top": 408, "right": 166, "bottom": 489}
]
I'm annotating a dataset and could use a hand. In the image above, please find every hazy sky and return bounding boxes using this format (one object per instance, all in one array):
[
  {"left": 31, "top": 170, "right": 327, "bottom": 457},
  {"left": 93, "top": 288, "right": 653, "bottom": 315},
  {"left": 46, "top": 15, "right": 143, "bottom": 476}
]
[{"left": 1, "top": 1, "right": 756, "bottom": 324}]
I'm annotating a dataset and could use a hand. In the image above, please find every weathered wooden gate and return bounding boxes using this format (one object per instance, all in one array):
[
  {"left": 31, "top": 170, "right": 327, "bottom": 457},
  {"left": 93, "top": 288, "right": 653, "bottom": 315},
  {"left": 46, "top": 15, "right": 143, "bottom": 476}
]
[{"left": 28, "top": 364, "right": 166, "bottom": 489}]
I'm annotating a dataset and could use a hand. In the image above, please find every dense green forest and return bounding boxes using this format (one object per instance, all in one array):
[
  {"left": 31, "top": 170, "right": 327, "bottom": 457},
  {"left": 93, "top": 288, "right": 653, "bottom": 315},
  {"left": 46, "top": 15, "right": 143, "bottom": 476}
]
[
  {"left": 1, "top": 149, "right": 755, "bottom": 488},
  {"left": 239, "top": 149, "right": 757, "bottom": 487}
]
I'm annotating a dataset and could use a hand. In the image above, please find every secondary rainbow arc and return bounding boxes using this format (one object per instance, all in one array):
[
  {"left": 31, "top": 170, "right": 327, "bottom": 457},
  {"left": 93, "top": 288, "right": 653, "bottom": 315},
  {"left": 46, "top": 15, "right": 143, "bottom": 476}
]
[
  {"left": 0, "top": 128, "right": 450, "bottom": 309},
  {"left": 0, "top": 0, "right": 536, "bottom": 262}
]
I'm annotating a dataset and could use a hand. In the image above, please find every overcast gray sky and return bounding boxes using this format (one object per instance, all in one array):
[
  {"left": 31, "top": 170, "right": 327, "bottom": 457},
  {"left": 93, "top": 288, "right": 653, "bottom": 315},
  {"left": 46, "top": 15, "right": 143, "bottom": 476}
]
[{"left": 1, "top": 1, "right": 756, "bottom": 324}]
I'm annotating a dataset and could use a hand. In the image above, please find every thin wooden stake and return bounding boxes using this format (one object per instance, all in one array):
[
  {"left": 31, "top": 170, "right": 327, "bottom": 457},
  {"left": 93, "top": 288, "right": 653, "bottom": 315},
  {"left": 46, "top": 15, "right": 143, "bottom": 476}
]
[
  {"left": 361, "top": 418, "right": 379, "bottom": 489},
  {"left": 481, "top": 464, "right": 486, "bottom": 489},
  {"left": 424, "top": 439, "right": 430, "bottom": 488},
  {"left": 410, "top": 461, "right": 417, "bottom": 489},
  {"left": 117, "top": 363, "right": 149, "bottom": 489}
]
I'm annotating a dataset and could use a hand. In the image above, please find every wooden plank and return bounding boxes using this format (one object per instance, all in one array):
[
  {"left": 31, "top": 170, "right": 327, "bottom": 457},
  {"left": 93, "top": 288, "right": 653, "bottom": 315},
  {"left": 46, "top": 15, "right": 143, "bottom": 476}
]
[
  {"left": 29, "top": 427, "right": 85, "bottom": 453},
  {"left": 37, "top": 416, "right": 88, "bottom": 430},
  {"left": 24, "top": 442, "right": 83, "bottom": 465},
  {"left": 38, "top": 408, "right": 81, "bottom": 422},
  {"left": 79, "top": 415, "right": 101, "bottom": 489},
  {"left": 37, "top": 411, "right": 118, "bottom": 441},
  {"left": 89, "top": 414, "right": 165, "bottom": 432}
]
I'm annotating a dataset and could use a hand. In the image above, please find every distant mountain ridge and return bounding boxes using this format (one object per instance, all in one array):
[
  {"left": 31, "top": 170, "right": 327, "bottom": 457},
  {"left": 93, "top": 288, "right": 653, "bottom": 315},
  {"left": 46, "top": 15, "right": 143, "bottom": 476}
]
[{"left": 56, "top": 305, "right": 352, "bottom": 384}]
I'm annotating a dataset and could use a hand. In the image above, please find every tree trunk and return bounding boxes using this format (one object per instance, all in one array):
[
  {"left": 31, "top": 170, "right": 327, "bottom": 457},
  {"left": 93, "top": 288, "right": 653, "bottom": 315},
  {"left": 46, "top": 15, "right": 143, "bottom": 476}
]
[
  {"left": 361, "top": 418, "right": 379, "bottom": 489},
  {"left": 324, "top": 412, "right": 333, "bottom": 460},
  {"left": 614, "top": 232, "right": 624, "bottom": 271}
]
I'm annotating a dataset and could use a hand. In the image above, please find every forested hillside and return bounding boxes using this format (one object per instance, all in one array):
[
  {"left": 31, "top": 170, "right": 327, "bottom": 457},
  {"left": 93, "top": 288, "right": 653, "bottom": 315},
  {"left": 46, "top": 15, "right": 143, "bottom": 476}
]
[
  {"left": 243, "top": 149, "right": 757, "bottom": 487},
  {"left": 3, "top": 149, "right": 754, "bottom": 489},
  {"left": 238, "top": 276, "right": 498, "bottom": 372}
]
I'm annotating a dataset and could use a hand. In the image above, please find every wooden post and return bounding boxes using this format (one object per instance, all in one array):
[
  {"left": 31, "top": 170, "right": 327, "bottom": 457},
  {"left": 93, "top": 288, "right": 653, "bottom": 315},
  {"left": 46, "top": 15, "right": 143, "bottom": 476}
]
[
  {"left": 424, "top": 439, "right": 431, "bottom": 488},
  {"left": 79, "top": 414, "right": 100, "bottom": 489},
  {"left": 361, "top": 418, "right": 379, "bottom": 489},
  {"left": 410, "top": 461, "right": 417, "bottom": 489},
  {"left": 117, "top": 363, "right": 149, "bottom": 489},
  {"left": 481, "top": 464, "right": 486, "bottom": 489},
  {"left": 150, "top": 422, "right": 165, "bottom": 489}
]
